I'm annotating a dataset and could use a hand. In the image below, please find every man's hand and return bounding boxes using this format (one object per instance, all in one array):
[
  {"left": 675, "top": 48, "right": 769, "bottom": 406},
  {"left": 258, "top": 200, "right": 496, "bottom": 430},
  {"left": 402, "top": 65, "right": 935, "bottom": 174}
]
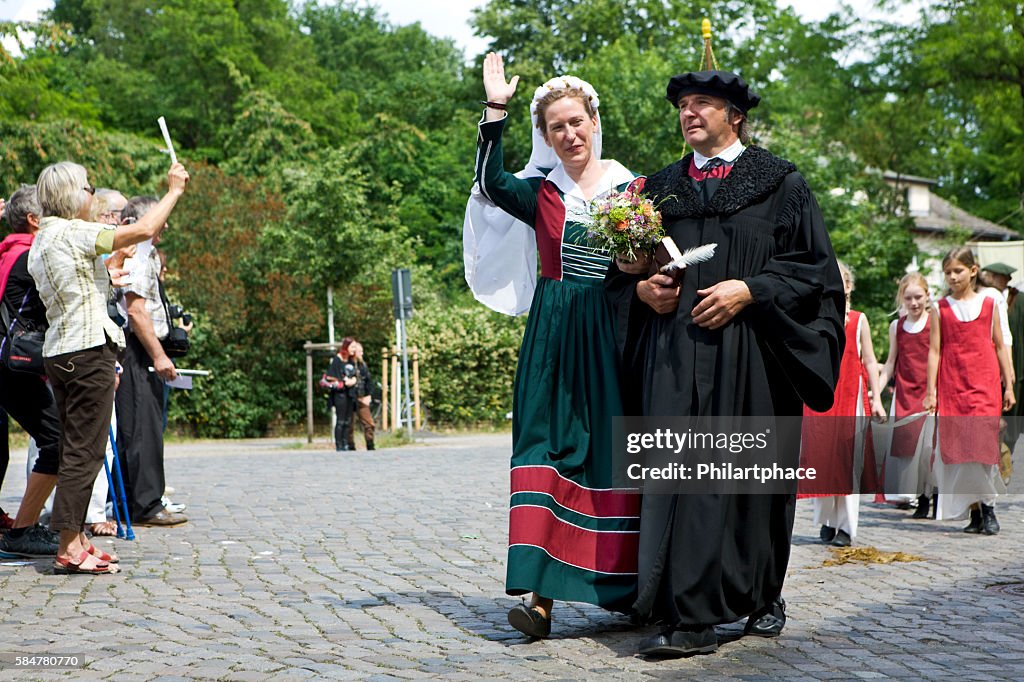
[
  {"left": 153, "top": 354, "right": 177, "bottom": 382},
  {"left": 636, "top": 273, "right": 680, "bottom": 314},
  {"left": 691, "top": 280, "right": 753, "bottom": 329}
]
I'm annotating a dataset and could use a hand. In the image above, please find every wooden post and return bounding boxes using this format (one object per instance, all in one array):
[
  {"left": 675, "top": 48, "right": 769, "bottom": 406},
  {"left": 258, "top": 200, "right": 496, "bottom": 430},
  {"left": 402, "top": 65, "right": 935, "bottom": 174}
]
[
  {"left": 305, "top": 342, "right": 314, "bottom": 444},
  {"left": 391, "top": 346, "right": 400, "bottom": 432},
  {"left": 381, "top": 346, "right": 389, "bottom": 431},
  {"left": 412, "top": 347, "right": 421, "bottom": 430}
]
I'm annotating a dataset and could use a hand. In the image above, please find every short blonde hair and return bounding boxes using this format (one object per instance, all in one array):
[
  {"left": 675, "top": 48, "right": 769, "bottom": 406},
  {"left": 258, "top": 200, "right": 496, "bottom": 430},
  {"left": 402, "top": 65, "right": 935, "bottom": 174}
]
[{"left": 36, "top": 161, "right": 89, "bottom": 219}]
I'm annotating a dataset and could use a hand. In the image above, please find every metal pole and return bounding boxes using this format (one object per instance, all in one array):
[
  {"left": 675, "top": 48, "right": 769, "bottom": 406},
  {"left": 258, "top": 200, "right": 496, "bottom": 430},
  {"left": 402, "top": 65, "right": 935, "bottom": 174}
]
[
  {"left": 397, "top": 270, "right": 413, "bottom": 439},
  {"left": 401, "top": 318, "right": 412, "bottom": 439}
]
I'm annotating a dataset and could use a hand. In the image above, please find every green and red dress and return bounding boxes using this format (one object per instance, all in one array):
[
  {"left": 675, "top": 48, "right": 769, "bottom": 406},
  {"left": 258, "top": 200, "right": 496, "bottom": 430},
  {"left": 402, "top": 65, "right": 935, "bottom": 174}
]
[{"left": 475, "top": 115, "right": 639, "bottom": 611}]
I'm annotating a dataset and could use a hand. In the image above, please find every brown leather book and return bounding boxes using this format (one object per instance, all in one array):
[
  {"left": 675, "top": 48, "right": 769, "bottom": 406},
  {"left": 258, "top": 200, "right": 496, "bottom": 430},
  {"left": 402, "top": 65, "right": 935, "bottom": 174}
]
[{"left": 653, "top": 237, "right": 685, "bottom": 286}]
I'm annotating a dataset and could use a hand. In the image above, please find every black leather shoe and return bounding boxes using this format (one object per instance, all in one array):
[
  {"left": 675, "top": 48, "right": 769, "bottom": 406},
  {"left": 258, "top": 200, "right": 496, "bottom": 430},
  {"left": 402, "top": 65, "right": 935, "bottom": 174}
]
[
  {"left": 964, "top": 508, "right": 983, "bottom": 534},
  {"left": 819, "top": 525, "right": 836, "bottom": 543},
  {"left": 912, "top": 495, "right": 930, "bottom": 519},
  {"left": 744, "top": 597, "right": 787, "bottom": 638},
  {"left": 830, "top": 529, "right": 852, "bottom": 547},
  {"left": 507, "top": 604, "right": 551, "bottom": 638},
  {"left": 366, "top": 440, "right": 375, "bottom": 451},
  {"left": 980, "top": 504, "right": 1000, "bottom": 535},
  {"left": 638, "top": 626, "right": 717, "bottom": 657}
]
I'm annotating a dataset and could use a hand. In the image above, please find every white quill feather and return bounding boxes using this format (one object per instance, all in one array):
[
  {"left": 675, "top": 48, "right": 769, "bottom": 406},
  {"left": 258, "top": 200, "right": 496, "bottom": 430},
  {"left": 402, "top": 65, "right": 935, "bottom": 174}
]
[{"left": 661, "top": 242, "right": 717, "bottom": 272}]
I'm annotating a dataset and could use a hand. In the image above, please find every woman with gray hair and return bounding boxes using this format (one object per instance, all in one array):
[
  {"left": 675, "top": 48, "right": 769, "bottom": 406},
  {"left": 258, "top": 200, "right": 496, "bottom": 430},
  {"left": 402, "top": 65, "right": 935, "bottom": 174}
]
[
  {"left": 28, "top": 160, "right": 189, "bottom": 575},
  {"left": 0, "top": 185, "right": 63, "bottom": 560}
]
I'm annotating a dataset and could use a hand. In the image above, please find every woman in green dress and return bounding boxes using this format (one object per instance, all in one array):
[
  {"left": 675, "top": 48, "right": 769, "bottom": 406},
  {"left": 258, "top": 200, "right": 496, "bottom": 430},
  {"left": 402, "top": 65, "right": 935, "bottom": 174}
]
[{"left": 465, "top": 53, "right": 639, "bottom": 638}]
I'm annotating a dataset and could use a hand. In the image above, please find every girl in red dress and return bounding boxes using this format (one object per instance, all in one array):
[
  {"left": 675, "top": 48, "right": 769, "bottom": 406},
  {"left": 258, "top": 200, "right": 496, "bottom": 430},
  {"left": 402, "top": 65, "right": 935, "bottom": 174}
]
[
  {"left": 801, "top": 263, "right": 886, "bottom": 547},
  {"left": 924, "top": 247, "right": 1014, "bottom": 535},
  {"left": 878, "top": 272, "right": 935, "bottom": 517}
]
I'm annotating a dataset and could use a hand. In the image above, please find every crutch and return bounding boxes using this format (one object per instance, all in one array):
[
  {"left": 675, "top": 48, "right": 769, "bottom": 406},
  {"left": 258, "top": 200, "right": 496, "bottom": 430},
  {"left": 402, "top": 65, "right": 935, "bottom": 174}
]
[
  {"left": 107, "top": 426, "right": 135, "bottom": 540},
  {"left": 102, "top": 454, "right": 124, "bottom": 538}
]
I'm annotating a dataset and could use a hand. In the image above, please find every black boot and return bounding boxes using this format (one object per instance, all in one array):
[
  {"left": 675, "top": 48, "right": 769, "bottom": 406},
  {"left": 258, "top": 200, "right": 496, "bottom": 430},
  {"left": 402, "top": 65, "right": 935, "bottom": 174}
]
[
  {"left": 931, "top": 492, "right": 938, "bottom": 519},
  {"left": 980, "top": 504, "right": 1000, "bottom": 535},
  {"left": 335, "top": 421, "right": 352, "bottom": 451},
  {"left": 912, "top": 494, "right": 930, "bottom": 519},
  {"left": 366, "top": 439, "right": 375, "bottom": 451},
  {"left": 963, "top": 507, "right": 983, "bottom": 534}
]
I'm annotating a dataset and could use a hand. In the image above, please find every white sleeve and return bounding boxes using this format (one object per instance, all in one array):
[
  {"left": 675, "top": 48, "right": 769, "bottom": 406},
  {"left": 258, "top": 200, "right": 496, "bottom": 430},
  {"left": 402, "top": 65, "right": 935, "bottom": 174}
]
[
  {"left": 463, "top": 181, "right": 538, "bottom": 317},
  {"left": 999, "top": 296, "right": 1012, "bottom": 346}
]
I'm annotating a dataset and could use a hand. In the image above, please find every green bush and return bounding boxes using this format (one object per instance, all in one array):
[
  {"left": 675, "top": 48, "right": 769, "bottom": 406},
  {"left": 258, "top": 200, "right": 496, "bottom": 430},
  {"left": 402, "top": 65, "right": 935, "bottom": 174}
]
[{"left": 408, "top": 301, "right": 526, "bottom": 426}]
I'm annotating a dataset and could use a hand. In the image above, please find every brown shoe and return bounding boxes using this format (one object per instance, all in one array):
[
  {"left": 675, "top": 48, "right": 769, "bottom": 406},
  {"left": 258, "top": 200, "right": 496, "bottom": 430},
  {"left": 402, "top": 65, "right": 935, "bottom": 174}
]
[{"left": 136, "top": 509, "right": 188, "bottom": 527}]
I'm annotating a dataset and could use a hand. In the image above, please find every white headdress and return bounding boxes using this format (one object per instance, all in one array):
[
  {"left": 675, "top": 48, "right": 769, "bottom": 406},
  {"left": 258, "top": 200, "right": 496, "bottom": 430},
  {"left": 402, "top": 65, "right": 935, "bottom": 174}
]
[{"left": 463, "top": 75, "right": 602, "bottom": 316}]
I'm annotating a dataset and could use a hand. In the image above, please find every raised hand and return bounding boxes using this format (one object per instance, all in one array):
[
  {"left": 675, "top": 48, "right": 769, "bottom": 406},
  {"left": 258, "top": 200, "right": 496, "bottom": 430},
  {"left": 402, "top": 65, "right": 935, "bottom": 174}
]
[
  {"left": 483, "top": 52, "right": 519, "bottom": 105},
  {"left": 167, "top": 162, "right": 190, "bottom": 195}
]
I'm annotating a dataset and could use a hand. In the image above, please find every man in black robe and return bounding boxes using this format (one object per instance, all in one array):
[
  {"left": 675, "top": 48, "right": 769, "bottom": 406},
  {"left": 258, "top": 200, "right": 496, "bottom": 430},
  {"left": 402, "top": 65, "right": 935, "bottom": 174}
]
[{"left": 606, "top": 70, "right": 846, "bottom": 656}]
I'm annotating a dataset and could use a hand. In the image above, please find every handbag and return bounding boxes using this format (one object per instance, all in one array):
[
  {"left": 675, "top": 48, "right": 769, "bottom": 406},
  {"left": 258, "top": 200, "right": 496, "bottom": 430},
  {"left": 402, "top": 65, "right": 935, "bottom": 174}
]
[
  {"left": 0, "top": 290, "right": 45, "bottom": 374},
  {"left": 157, "top": 279, "right": 189, "bottom": 359}
]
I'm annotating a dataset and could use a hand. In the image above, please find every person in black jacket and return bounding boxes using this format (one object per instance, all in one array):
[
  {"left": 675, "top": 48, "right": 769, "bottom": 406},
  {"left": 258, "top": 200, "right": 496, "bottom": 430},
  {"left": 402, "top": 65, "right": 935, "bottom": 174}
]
[
  {"left": 607, "top": 69, "right": 845, "bottom": 657},
  {"left": 0, "top": 186, "right": 64, "bottom": 558},
  {"left": 325, "top": 337, "right": 358, "bottom": 451}
]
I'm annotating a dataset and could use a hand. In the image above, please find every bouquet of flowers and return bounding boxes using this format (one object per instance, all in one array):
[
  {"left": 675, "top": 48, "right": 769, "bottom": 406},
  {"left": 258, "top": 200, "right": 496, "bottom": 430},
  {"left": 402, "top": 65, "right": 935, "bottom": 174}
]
[{"left": 587, "top": 179, "right": 664, "bottom": 263}]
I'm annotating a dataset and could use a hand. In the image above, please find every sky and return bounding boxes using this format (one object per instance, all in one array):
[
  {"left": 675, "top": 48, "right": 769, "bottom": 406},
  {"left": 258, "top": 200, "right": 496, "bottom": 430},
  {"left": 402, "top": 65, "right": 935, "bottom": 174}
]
[{"left": 3, "top": 0, "right": 923, "bottom": 59}]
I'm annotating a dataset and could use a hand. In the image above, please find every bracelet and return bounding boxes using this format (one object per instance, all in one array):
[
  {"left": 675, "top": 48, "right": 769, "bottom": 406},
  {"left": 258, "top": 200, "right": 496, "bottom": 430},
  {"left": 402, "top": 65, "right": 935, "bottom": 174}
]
[{"left": 481, "top": 100, "right": 508, "bottom": 110}]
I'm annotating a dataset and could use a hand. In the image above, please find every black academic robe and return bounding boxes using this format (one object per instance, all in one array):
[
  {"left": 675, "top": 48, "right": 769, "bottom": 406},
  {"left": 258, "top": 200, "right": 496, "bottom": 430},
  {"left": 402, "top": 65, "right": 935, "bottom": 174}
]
[{"left": 606, "top": 145, "right": 846, "bottom": 627}]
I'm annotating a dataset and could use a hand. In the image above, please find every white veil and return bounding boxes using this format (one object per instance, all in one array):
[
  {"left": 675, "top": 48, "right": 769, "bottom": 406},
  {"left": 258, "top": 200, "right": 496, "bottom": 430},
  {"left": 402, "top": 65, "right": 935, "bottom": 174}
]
[{"left": 462, "top": 76, "right": 602, "bottom": 316}]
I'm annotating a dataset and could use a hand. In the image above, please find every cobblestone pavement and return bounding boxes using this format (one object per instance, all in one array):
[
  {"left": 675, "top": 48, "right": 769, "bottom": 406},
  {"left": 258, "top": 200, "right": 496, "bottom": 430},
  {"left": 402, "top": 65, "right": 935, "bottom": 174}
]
[{"left": 1, "top": 433, "right": 1023, "bottom": 680}]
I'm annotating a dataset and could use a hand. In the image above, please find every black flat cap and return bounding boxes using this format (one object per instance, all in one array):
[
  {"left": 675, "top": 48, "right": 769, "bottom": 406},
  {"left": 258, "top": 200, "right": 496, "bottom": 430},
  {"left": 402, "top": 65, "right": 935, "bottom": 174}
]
[{"left": 666, "top": 70, "right": 761, "bottom": 113}]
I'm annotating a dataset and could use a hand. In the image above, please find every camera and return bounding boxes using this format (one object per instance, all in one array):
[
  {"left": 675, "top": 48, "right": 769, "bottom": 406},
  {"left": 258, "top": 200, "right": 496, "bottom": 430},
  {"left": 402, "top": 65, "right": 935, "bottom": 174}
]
[{"left": 168, "top": 303, "right": 192, "bottom": 326}]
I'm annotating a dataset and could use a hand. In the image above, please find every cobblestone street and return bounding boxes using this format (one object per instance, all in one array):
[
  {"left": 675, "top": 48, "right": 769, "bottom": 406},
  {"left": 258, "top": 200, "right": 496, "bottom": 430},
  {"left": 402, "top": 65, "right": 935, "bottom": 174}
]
[{"left": 1, "top": 433, "right": 1023, "bottom": 680}]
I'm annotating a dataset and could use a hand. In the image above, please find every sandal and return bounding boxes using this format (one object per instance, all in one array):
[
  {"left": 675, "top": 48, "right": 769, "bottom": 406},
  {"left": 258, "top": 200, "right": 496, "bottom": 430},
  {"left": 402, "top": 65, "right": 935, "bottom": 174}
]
[
  {"left": 87, "top": 544, "right": 119, "bottom": 564},
  {"left": 89, "top": 521, "right": 117, "bottom": 537},
  {"left": 54, "top": 550, "right": 111, "bottom": 575}
]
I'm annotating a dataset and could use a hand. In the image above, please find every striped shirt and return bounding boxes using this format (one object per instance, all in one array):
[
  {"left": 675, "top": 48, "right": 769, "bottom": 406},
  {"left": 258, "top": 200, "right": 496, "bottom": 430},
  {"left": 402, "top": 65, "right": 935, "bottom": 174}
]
[{"left": 28, "top": 216, "right": 124, "bottom": 356}]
